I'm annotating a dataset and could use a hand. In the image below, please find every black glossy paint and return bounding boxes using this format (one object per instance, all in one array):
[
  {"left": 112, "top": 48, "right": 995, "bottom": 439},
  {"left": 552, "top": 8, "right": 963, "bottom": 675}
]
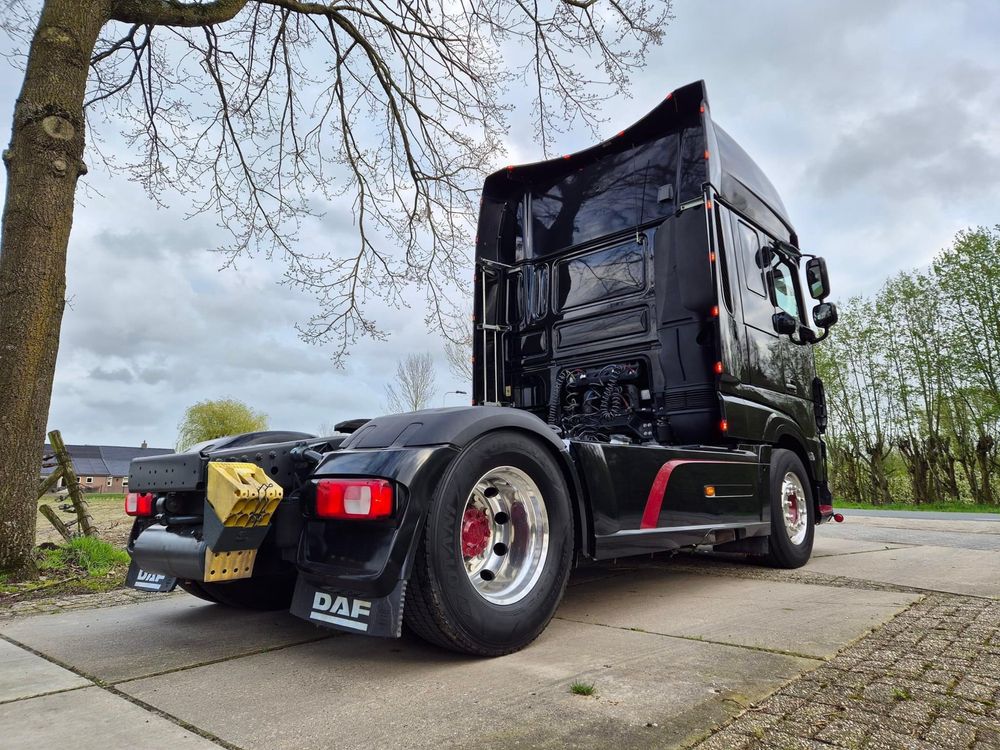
[{"left": 128, "top": 80, "right": 834, "bottom": 610}]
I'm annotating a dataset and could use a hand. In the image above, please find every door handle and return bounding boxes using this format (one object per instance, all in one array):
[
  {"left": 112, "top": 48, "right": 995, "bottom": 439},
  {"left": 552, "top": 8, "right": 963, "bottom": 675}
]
[{"left": 785, "top": 382, "right": 798, "bottom": 393}]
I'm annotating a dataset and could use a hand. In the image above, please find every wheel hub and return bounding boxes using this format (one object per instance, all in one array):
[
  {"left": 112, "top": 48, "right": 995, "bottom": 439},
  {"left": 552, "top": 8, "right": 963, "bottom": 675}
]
[
  {"left": 461, "top": 507, "right": 491, "bottom": 558},
  {"left": 460, "top": 466, "right": 550, "bottom": 606},
  {"left": 780, "top": 471, "right": 808, "bottom": 545}
]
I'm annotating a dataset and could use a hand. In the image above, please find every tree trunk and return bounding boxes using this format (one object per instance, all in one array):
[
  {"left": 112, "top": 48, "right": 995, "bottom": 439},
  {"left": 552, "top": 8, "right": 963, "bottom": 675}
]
[{"left": 0, "top": 0, "right": 110, "bottom": 574}]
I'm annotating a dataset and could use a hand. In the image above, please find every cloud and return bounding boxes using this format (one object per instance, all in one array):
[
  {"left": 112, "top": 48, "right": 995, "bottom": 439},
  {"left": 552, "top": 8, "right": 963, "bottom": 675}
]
[{"left": 0, "top": 0, "right": 997, "bottom": 447}]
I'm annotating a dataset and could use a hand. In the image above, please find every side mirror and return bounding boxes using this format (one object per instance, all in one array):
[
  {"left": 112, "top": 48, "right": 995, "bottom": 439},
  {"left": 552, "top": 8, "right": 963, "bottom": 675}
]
[
  {"left": 772, "top": 311, "right": 797, "bottom": 335},
  {"left": 812, "top": 302, "right": 838, "bottom": 329},
  {"left": 805, "top": 257, "right": 830, "bottom": 300}
]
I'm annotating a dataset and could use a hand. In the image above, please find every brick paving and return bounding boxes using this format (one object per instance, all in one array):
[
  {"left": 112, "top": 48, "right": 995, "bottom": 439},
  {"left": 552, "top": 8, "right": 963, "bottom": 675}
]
[{"left": 692, "top": 593, "right": 1000, "bottom": 750}]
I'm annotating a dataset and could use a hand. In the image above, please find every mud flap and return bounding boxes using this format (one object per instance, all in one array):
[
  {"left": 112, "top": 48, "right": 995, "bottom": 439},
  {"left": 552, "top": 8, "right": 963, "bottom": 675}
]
[
  {"left": 290, "top": 577, "right": 406, "bottom": 638},
  {"left": 126, "top": 559, "right": 177, "bottom": 593}
]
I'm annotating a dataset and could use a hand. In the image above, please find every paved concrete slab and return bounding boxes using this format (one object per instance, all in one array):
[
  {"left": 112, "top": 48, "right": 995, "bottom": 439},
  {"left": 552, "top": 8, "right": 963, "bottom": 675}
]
[
  {"left": 819, "top": 520, "right": 1000, "bottom": 551},
  {"left": 556, "top": 570, "right": 919, "bottom": 658},
  {"left": 834, "top": 514, "right": 1000, "bottom": 535},
  {"left": 842, "top": 508, "right": 1000, "bottom": 523},
  {"left": 811, "top": 536, "right": 908, "bottom": 557},
  {"left": 119, "top": 617, "right": 814, "bottom": 750},
  {"left": 0, "top": 637, "right": 89, "bottom": 702},
  {"left": 0, "top": 686, "right": 220, "bottom": 748},
  {"left": 0, "top": 595, "right": 329, "bottom": 683},
  {"left": 806, "top": 544, "right": 1000, "bottom": 598}
]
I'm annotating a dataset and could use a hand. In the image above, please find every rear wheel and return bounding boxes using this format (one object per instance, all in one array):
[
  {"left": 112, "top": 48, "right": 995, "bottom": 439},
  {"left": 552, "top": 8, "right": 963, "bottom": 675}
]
[
  {"left": 405, "top": 430, "right": 574, "bottom": 656},
  {"left": 765, "top": 449, "right": 815, "bottom": 568}
]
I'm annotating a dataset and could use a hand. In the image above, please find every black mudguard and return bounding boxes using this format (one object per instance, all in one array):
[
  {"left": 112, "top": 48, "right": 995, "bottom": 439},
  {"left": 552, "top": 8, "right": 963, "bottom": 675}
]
[{"left": 291, "top": 406, "right": 588, "bottom": 636}]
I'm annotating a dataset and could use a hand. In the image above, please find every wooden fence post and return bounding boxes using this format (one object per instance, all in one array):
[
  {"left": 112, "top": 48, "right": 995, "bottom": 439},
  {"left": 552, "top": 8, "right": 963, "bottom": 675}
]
[
  {"left": 47, "top": 430, "right": 96, "bottom": 537},
  {"left": 38, "top": 504, "right": 74, "bottom": 543}
]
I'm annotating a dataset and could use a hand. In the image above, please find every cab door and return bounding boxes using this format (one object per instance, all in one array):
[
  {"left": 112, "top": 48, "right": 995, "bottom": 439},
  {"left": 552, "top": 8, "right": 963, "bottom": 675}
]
[
  {"left": 731, "top": 215, "right": 812, "bottom": 404},
  {"left": 732, "top": 217, "right": 785, "bottom": 394}
]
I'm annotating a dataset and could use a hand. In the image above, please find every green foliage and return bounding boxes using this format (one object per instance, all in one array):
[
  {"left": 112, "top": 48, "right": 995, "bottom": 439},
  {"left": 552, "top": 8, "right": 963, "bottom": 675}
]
[
  {"left": 570, "top": 681, "right": 597, "bottom": 696},
  {"left": 822, "top": 226, "right": 1000, "bottom": 507},
  {"left": 176, "top": 398, "right": 269, "bottom": 450}
]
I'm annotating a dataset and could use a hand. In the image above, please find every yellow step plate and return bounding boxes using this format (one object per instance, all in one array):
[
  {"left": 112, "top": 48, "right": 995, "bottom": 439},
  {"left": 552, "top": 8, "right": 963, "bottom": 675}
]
[
  {"left": 204, "top": 548, "right": 257, "bottom": 581},
  {"left": 206, "top": 461, "right": 283, "bottom": 528}
]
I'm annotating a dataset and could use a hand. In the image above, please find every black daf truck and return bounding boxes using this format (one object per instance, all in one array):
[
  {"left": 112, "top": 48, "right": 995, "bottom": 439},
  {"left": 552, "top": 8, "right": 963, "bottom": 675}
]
[{"left": 124, "top": 80, "right": 840, "bottom": 655}]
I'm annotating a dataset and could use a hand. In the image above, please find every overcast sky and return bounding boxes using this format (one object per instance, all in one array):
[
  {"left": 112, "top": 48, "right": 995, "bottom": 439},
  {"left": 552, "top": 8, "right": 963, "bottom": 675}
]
[{"left": 2, "top": 0, "right": 998, "bottom": 449}]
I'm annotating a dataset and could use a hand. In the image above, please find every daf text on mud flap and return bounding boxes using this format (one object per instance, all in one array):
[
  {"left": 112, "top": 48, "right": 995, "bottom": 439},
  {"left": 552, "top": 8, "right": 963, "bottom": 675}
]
[
  {"left": 309, "top": 593, "right": 371, "bottom": 631},
  {"left": 134, "top": 570, "right": 167, "bottom": 591}
]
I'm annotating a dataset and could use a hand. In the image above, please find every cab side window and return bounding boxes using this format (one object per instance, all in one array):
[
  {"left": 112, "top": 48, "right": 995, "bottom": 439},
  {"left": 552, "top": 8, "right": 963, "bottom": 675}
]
[
  {"left": 770, "top": 255, "right": 802, "bottom": 320},
  {"left": 736, "top": 221, "right": 766, "bottom": 297}
]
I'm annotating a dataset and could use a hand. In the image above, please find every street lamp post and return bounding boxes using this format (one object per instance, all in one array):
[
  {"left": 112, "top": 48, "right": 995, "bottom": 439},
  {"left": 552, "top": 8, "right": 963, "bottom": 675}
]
[{"left": 442, "top": 390, "right": 468, "bottom": 406}]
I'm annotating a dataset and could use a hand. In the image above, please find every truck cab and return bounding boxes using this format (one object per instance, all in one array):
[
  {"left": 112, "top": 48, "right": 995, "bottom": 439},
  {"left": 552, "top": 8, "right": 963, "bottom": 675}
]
[{"left": 124, "top": 80, "right": 838, "bottom": 656}]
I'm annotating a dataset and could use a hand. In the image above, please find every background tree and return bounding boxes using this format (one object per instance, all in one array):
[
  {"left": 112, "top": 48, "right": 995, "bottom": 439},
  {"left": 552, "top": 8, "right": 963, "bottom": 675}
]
[
  {"left": 384, "top": 352, "right": 436, "bottom": 413},
  {"left": 820, "top": 226, "right": 1000, "bottom": 508},
  {"left": 176, "top": 398, "right": 269, "bottom": 451},
  {"left": 0, "top": 0, "right": 668, "bottom": 572}
]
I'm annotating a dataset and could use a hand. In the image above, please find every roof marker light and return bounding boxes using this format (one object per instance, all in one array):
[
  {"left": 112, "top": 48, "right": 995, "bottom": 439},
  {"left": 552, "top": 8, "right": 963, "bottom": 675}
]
[
  {"left": 665, "top": 92, "right": 673, "bottom": 100},
  {"left": 706, "top": 199, "right": 713, "bottom": 210},
  {"left": 616, "top": 130, "right": 625, "bottom": 137},
  {"left": 562, "top": 154, "right": 571, "bottom": 160},
  {"left": 700, "top": 104, "right": 706, "bottom": 114}
]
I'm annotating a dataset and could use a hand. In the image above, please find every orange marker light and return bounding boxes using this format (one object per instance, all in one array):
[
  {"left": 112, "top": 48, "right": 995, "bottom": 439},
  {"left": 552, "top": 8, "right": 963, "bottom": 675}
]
[
  {"left": 706, "top": 200, "right": 713, "bottom": 210},
  {"left": 704, "top": 485, "right": 716, "bottom": 497},
  {"left": 704, "top": 149, "right": 710, "bottom": 160},
  {"left": 714, "top": 361, "right": 724, "bottom": 375},
  {"left": 709, "top": 251, "right": 717, "bottom": 262}
]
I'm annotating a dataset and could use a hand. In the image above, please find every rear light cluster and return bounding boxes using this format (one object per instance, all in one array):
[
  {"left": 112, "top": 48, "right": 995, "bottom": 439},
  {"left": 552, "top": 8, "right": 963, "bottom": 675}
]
[
  {"left": 316, "top": 479, "right": 393, "bottom": 520},
  {"left": 125, "top": 492, "right": 154, "bottom": 517}
]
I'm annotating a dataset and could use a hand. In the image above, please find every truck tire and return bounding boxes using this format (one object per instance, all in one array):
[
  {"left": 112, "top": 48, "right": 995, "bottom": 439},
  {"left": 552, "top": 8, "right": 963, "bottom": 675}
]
[
  {"left": 405, "top": 430, "right": 574, "bottom": 656},
  {"left": 179, "top": 573, "right": 296, "bottom": 610},
  {"left": 765, "top": 449, "right": 815, "bottom": 568}
]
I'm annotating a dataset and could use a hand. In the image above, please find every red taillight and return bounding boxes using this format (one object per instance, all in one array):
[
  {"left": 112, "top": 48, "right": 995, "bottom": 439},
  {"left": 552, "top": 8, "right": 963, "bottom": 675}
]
[
  {"left": 714, "top": 361, "right": 724, "bottom": 375},
  {"left": 316, "top": 479, "right": 393, "bottom": 520},
  {"left": 711, "top": 305, "right": 720, "bottom": 318},
  {"left": 125, "top": 492, "right": 154, "bottom": 517},
  {"left": 719, "top": 419, "right": 729, "bottom": 433}
]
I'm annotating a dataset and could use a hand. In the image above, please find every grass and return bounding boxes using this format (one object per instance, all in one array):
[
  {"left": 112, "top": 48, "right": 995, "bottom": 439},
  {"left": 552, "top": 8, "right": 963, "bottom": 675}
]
[
  {"left": 892, "top": 687, "right": 913, "bottom": 702},
  {"left": 570, "top": 681, "right": 597, "bottom": 697},
  {"left": 0, "top": 536, "right": 131, "bottom": 600},
  {"left": 835, "top": 499, "right": 1000, "bottom": 514},
  {"left": 38, "top": 536, "right": 129, "bottom": 576}
]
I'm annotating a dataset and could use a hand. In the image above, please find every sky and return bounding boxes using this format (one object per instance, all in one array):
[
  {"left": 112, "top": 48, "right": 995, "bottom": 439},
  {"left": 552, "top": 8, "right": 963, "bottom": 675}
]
[{"left": 2, "top": 0, "right": 999, "bottom": 449}]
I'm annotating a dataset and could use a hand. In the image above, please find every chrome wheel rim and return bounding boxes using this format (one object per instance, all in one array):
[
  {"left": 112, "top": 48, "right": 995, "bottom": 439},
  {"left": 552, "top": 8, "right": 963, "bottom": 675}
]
[
  {"left": 460, "top": 466, "right": 549, "bottom": 605},
  {"left": 781, "top": 471, "right": 808, "bottom": 545}
]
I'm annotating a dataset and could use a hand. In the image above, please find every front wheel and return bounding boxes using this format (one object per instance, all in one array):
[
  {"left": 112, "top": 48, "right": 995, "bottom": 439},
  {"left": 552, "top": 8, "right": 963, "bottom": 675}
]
[
  {"left": 765, "top": 449, "right": 815, "bottom": 568},
  {"left": 404, "top": 430, "right": 574, "bottom": 656}
]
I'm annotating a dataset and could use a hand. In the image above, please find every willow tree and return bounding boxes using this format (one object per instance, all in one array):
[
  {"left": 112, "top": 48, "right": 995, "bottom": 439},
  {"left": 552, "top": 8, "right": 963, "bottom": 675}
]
[{"left": 0, "top": 0, "right": 668, "bottom": 573}]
